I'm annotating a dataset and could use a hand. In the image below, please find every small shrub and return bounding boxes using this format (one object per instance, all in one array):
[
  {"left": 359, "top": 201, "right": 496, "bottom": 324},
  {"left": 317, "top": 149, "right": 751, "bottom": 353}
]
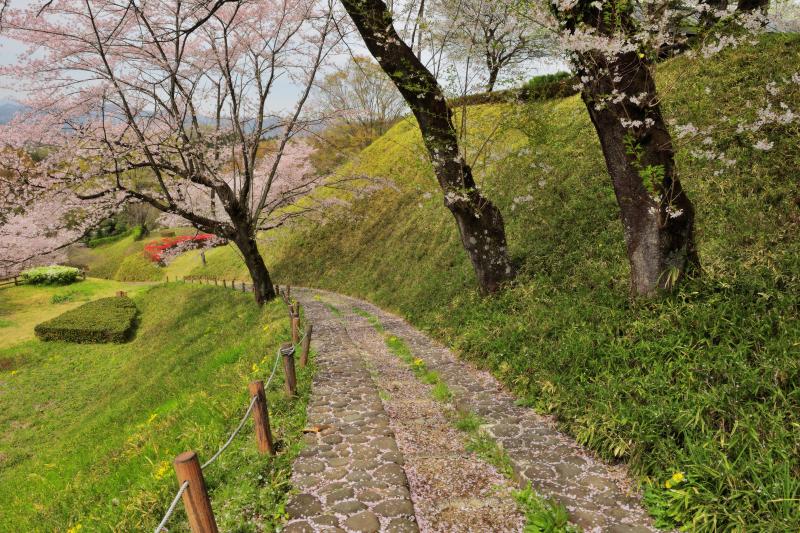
[
  {"left": 20, "top": 265, "right": 81, "bottom": 285},
  {"left": 35, "top": 297, "right": 138, "bottom": 343},
  {"left": 86, "top": 228, "right": 133, "bottom": 248},
  {"left": 51, "top": 293, "right": 74, "bottom": 304},
  {"left": 131, "top": 225, "right": 148, "bottom": 241}
]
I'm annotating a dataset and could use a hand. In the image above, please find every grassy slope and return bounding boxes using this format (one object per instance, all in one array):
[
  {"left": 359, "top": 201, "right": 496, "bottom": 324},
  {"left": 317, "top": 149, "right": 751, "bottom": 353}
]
[
  {"left": 68, "top": 228, "right": 197, "bottom": 281},
  {"left": 0, "top": 278, "right": 152, "bottom": 349},
  {"left": 0, "top": 284, "right": 313, "bottom": 532},
  {"left": 254, "top": 36, "right": 796, "bottom": 531},
  {"left": 62, "top": 37, "right": 800, "bottom": 530}
]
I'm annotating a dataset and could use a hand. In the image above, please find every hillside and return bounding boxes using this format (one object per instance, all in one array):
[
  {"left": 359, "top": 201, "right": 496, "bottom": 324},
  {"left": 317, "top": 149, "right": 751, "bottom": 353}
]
[
  {"left": 263, "top": 35, "right": 799, "bottom": 531},
  {"left": 0, "top": 284, "right": 313, "bottom": 531},
  {"left": 71, "top": 35, "right": 800, "bottom": 530}
]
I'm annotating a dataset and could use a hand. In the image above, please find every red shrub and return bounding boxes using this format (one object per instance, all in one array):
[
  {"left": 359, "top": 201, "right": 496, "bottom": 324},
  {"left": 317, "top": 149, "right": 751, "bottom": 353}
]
[{"left": 143, "top": 234, "right": 214, "bottom": 263}]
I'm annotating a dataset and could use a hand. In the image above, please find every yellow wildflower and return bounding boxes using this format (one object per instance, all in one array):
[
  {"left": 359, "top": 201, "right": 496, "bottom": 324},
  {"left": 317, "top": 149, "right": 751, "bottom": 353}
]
[
  {"left": 252, "top": 363, "right": 260, "bottom": 373},
  {"left": 153, "top": 461, "right": 171, "bottom": 480},
  {"left": 413, "top": 358, "right": 424, "bottom": 366},
  {"left": 671, "top": 472, "right": 685, "bottom": 484},
  {"left": 665, "top": 480, "right": 672, "bottom": 489},
  {"left": 67, "top": 525, "right": 82, "bottom": 533},
  {"left": 146, "top": 413, "right": 158, "bottom": 425}
]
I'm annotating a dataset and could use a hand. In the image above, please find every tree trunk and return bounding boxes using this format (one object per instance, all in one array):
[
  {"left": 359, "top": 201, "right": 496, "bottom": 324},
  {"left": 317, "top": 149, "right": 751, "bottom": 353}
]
[
  {"left": 486, "top": 67, "right": 499, "bottom": 93},
  {"left": 579, "top": 50, "right": 699, "bottom": 296},
  {"left": 340, "top": 0, "right": 515, "bottom": 294},
  {"left": 232, "top": 233, "right": 276, "bottom": 305},
  {"left": 736, "top": 0, "right": 768, "bottom": 14}
]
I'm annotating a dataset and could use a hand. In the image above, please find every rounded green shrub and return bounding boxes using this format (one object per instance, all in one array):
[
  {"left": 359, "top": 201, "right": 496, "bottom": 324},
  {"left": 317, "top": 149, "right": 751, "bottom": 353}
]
[{"left": 20, "top": 265, "right": 81, "bottom": 285}]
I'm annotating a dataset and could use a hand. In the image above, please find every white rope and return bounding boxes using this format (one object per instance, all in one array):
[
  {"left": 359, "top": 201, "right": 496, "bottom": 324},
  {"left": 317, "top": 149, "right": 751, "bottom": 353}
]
[
  {"left": 154, "top": 480, "right": 189, "bottom": 533},
  {"left": 265, "top": 346, "right": 282, "bottom": 389},
  {"left": 201, "top": 394, "right": 259, "bottom": 470},
  {"left": 152, "top": 301, "right": 294, "bottom": 531}
]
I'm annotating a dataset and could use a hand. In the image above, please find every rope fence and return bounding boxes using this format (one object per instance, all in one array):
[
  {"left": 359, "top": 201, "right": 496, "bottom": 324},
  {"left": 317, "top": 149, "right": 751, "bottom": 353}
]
[{"left": 153, "top": 282, "right": 311, "bottom": 533}]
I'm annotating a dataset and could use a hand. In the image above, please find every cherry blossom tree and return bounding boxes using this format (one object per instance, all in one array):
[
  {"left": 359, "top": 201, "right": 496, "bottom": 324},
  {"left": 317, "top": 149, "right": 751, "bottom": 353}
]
[
  {"left": 436, "top": 0, "right": 553, "bottom": 92},
  {"left": 515, "top": 0, "right": 789, "bottom": 296},
  {"left": 336, "top": 0, "right": 517, "bottom": 294},
  {"left": 0, "top": 0, "right": 342, "bottom": 303}
]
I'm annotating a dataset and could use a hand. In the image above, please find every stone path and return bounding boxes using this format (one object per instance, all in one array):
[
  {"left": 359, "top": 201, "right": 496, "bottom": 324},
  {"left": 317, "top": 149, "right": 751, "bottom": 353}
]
[
  {"left": 286, "top": 289, "right": 659, "bottom": 533},
  {"left": 283, "top": 296, "right": 418, "bottom": 532}
]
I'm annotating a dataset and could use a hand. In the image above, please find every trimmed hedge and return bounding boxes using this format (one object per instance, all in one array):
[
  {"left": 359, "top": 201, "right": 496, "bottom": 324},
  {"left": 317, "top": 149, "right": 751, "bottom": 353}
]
[
  {"left": 21, "top": 265, "right": 81, "bottom": 285},
  {"left": 35, "top": 297, "right": 138, "bottom": 343},
  {"left": 449, "top": 72, "right": 577, "bottom": 108}
]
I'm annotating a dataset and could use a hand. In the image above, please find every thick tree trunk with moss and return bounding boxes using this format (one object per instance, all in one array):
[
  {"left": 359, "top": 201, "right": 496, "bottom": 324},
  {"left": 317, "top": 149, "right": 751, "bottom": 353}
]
[
  {"left": 579, "top": 49, "right": 699, "bottom": 296},
  {"left": 340, "top": 0, "right": 516, "bottom": 294},
  {"left": 232, "top": 229, "right": 276, "bottom": 305}
]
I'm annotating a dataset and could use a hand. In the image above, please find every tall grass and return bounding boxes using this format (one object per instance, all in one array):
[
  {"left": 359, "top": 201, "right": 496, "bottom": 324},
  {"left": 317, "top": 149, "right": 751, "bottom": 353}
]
[{"left": 0, "top": 284, "right": 313, "bottom": 531}]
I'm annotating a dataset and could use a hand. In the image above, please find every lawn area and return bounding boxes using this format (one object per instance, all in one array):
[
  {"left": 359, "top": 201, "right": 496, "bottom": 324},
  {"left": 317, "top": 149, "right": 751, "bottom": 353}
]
[
  {"left": 0, "top": 278, "right": 152, "bottom": 349},
  {"left": 0, "top": 284, "right": 313, "bottom": 532}
]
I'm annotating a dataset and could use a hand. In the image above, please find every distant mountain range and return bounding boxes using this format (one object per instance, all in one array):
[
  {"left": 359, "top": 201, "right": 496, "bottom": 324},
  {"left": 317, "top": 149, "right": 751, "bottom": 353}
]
[
  {"left": 0, "top": 101, "right": 26, "bottom": 124},
  {"left": 0, "top": 100, "right": 285, "bottom": 135}
]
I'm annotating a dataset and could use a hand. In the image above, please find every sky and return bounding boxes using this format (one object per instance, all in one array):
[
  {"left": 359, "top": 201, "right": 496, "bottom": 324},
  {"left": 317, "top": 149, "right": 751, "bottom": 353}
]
[{"left": 0, "top": 0, "right": 569, "bottom": 109}]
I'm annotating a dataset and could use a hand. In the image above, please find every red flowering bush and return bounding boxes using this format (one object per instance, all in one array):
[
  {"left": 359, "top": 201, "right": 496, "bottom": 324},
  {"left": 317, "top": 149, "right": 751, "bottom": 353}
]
[{"left": 143, "top": 234, "right": 219, "bottom": 264}]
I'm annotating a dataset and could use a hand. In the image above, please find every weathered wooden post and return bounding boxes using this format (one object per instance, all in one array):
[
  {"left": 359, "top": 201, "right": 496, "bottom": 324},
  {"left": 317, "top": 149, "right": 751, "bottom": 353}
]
[
  {"left": 214, "top": 278, "right": 218, "bottom": 286},
  {"left": 223, "top": 279, "right": 227, "bottom": 288},
  {"left": 241, "top": 281, "right": 246, "bottom": 292},
  {"left": 291, "top": 313, "right": 300, "bottom": 344},
  {"left": 173, "top": 451, "right": 219, "bottom": 533},
  {"left": 280, "top": 343, "right": 297, "bottom": 397},
  {"left": 300, "top": 324, "right": 313, "bottom": 367},
  {"left": 286, "top": 285, "right": 291, "bottom": 299},
  {"left": 248, "top": 380, "right": 275, "bottom": 455},
  {"left": 13, "top": 276, "right": 18, "bottom": 286}
]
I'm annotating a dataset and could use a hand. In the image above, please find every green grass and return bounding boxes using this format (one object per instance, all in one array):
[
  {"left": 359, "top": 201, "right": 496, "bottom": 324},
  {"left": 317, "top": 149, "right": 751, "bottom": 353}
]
[
  {"left": 323, "top": 301, "right": 343, "bottom": 317},
  {"left": 68, "top": 228, "right": 197, "bottom": 281},
  {"left": 353, "top": 307, "right": 384, "bottom": 332},
  {"left": 0, "top": 284, "right": 314, "bottom": 531},
  {"left": 260, "top": 35, "right": 800, "bottom": 531},
  {"left": 0, "top": 278, "right": 153, "bottom": 349}
]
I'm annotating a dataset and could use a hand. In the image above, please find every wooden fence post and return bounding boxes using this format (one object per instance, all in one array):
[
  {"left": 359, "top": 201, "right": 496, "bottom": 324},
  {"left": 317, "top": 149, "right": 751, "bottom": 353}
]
[
  {"left": 286, "top": 285, "right": 291, "bottom": 299},
  {"left": 248, "top": 380, "right": 275, "bottom": 455},
  {"left": 13, "top": 276, "right": 18, "bottom": 286},
  {"left": 241, "top": 281, "right": 245, "bottom": 292},
  {"left": 173, "top": 451, "right": 219, "bottom": 533},
  {"left": 281, "top": 343, "right": 297, "bottom": 397},
  {"left": 300, "top": 324, "right": 313, "bottom": 367},
  {"left": 214, "top": 278, "right": 218, "bottom": 286},
  {"left": 291, "top": 314, "right": 300, "bottom": 344},
  {"left": 223, "top": 279, "right": 227, "bottom": 288}
]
